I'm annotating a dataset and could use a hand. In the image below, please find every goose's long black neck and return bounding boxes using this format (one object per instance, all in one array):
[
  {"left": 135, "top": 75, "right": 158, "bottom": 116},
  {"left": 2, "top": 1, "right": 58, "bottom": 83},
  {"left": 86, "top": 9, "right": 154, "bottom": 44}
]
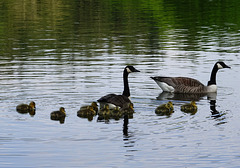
[
  {"left": 122, "top": 69, "right": 130, "bottom": 97},
  {"left": 208, "top": 64, "right": 218, "bottom": 86}
]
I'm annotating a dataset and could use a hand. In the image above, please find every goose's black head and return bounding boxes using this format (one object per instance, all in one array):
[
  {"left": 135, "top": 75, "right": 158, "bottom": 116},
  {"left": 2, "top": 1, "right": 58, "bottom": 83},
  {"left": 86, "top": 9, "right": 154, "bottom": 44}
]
[
  {"left": 125, "top": 65, "right": 140, "bottom": 73},
  {"left": 215, "top": 62, "right": 231, "bottom": 69}
]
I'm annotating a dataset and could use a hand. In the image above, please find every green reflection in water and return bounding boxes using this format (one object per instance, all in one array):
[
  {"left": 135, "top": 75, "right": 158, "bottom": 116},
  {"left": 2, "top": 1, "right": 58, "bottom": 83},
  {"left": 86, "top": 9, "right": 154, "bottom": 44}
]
[{"left": 0, "top": 0, "right": 240, "bottom": 58}]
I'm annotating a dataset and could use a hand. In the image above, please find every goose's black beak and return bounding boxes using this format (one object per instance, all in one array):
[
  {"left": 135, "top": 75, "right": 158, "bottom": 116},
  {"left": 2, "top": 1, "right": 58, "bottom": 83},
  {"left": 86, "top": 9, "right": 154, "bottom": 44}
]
[
  {"left": 225, "top": 65, "right": 231, "bottom": 69},
  {"left": 134, "top": 69, "right": 140, "bottom": 72}
]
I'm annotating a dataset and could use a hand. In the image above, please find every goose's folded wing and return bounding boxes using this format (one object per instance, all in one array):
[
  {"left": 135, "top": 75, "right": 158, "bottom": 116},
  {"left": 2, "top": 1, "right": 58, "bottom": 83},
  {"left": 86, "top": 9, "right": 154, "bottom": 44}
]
[
  {"left": 151, "top": 76, "right": 204, "bottom": 87},
  {"left": 97, "top": 94, "right": 130, "bottom": 108},
  {"left": 151, "top": 76, "right": 206, "bottom": 93},
  {"left": 97, "top": 94, "right": 117, "bottom": 102}
]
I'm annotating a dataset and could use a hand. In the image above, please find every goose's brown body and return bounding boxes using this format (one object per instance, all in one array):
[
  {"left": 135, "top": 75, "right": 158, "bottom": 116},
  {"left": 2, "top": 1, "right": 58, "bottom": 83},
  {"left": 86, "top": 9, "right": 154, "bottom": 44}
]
[{"left": 151, "top": 62, "right": 230, "bottom": 93}]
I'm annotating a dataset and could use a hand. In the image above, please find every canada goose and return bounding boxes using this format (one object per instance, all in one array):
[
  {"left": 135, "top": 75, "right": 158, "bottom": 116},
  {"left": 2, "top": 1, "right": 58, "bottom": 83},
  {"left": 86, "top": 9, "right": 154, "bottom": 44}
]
[
  {"left": 97, "top": 65, "right": 140, "bottom": 109},
  {"left": 181, "top": 101, "right": 197, "bottom": 113},
  {"left": 155, "top": 101, "right": 174, "bottom": 116},
  {"left": 16, "top": 101, "right": 36, "bottom": 113},
  {"left": 50, "top": 107, "right": 66, "bottom": 120},
  {"left": 151, "top": 61, "right": 230, "bottom": 93}
]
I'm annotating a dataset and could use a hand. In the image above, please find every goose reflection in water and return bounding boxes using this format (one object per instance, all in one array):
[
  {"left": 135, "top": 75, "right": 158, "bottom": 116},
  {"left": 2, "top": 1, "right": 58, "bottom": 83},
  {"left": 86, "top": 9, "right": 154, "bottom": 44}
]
[
  {"left": 209, "top": 99, "right": 227, "bottom": 125},
  {"left": 207, "top": 92, "right": 226, "bottom": 120},
  {"left": 123, "top": 115, "right": 129, "bottom": 136},
  {"left": 122, "top": 114, "right": 136, "bottom": 153},
  {"left": 157, "top": 92, "right": 207, "bottom": 101}
]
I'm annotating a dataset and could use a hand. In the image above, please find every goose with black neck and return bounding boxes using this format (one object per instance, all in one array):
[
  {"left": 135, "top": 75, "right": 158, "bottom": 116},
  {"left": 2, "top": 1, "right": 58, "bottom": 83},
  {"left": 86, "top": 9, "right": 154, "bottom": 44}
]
[
  {"left": 98, "top": 65, "right": 140, "bottom": 109},
  {"left": 151, "top": 61, "right": 230, "bottom": 93}
]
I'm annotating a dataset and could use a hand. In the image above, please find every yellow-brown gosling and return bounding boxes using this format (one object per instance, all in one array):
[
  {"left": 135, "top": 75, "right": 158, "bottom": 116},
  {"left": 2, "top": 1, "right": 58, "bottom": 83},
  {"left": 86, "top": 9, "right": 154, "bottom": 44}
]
[
  {"left": 99, "top": 104, "right": 111, "bottom": 116},
  {"left": 16, "top": 101, "right": 36, "bottom": 113},
  {"left": 50, "top": 107, "right": 66, "bottom": 120},
  {"left": 121, "top": 103, "right": 134, "bottom": 115},
  {"left": 181, "top": 101, "right": 197, "bottom": 114},
  {"left": 111, "top": 106, "right": 122, "bottom": 120},
  {"left": 97, "top": 104, "right": 111, "bottom": 121},
  {"left": 155, "top": 101, "right": 174, "bottom": 116},
  {"left": 77, "top": 106, "right": 96, "bottom": 117}
]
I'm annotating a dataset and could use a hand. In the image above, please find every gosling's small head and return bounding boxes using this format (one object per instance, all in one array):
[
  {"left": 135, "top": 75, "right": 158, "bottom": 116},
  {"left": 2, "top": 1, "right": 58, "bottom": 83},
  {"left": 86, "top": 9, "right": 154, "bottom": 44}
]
[
  {"left": 87, "top": 106, "right": 94, "bottom": 111},
  {"left": 29, "top": 101, "right": 36, "bottom": 109},
  {"left": 104, "top": 104, "right": 110, "bottom": 110},
  {"left": 91, "top": 102, "right": 98, "bottom": 108},
  {"left": 191, "top": 101, "right": 196, "bottom": 106},
  {"left": 129, "top": 103, "right": 134, "bottom": 110},
  {"left": 59, "top": 107, "right": 66, "bottom": 114}
]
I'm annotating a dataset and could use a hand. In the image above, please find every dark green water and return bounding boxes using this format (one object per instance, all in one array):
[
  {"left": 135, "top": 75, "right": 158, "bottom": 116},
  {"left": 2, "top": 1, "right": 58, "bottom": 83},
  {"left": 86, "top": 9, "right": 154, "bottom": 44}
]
[{"left": 0, "top": 0, "right": 240, "bottom": 167}]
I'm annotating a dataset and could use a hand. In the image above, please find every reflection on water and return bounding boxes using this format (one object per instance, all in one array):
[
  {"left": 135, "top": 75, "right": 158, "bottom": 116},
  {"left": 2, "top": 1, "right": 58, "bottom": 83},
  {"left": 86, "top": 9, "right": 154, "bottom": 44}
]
[
  {"left": 210, "top": 100, "right": 227, "bottom": 125},
  {"left": 50, "top": 116, "right": 66, "bottom": 124},
  {"left": 123, "top": 115, "right": 129, "bottom": 136},
  {"left": 157, "top": 92, "right": 207, "bottom": 101}
]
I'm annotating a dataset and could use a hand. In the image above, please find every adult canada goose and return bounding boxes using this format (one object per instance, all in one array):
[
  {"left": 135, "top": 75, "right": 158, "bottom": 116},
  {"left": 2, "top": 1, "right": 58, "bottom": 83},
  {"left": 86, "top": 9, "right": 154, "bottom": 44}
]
[
  {"left": 97, "top": 65, "right": 140, "bottom": 109},
  {"left": 151, "top": 61, "right": 230, "bottom": 93}
]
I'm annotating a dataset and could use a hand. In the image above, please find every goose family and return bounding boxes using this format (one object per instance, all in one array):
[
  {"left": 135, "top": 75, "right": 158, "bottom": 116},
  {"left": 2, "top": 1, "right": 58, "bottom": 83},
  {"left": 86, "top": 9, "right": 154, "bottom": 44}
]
[
  {"left": 97, "top": 65, "right": 140, "bottom": 110},
  {"left": 151, "top": 61, "right": 230, "bottom": 93},
  {"left": 15, "top": 62, "right": 231, "bottom": 122}
]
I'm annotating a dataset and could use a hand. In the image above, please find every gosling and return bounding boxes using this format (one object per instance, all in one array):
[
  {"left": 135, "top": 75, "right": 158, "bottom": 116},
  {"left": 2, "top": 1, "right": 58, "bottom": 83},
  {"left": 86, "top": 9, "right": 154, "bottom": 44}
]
[
  {"left": 181, "top": 101, "right": 197, "bottom": 114},
  {"left": 50, "top": 107, "right": 66, "bottom": 120},
  {"left": 16, "top": 101, "right": 36, "bottom": 113},
  {"left": 155, "top": 101, "right": 174, "bottom": 116},
  {"left": 77, "top": 106, "right": 96, "bottom": 117}
]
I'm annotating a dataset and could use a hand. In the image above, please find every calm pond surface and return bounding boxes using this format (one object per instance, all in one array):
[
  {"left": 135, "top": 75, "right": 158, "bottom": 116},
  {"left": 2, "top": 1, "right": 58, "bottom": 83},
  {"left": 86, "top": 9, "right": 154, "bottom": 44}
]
[{"left": 1, "top": 0, "right": 240, "bottom": 167}]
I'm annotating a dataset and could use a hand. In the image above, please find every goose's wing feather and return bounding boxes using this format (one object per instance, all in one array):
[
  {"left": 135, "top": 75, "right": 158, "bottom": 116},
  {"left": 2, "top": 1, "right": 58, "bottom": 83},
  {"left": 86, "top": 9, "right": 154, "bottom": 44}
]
[
  {"left": 97, "top": 94, "right": 130, "bottom": 108},
  {"left": 151, "top": 76, "right": 206, "bottom": 93},
  {"left": 97, "top": 94, "right": 117, "bottom": 102}
]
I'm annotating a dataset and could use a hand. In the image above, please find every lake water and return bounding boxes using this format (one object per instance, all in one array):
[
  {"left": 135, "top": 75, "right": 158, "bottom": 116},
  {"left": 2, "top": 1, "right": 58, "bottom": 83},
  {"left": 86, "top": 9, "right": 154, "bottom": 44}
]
[{"left": 1, "top": 0, "right": 240, "bottom": 167}]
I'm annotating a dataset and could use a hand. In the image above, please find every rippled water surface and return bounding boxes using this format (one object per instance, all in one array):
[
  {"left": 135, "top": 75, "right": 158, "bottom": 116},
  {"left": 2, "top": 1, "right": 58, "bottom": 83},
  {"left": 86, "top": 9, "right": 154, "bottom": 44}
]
[{"left": 1, "top": 0, "right": 240, "bottom": 167}]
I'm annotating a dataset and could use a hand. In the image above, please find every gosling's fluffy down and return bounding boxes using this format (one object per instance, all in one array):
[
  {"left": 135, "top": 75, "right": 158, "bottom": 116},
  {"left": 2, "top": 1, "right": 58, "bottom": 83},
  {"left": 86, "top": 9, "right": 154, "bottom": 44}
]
[
  {"left": 155, "top": 101, "right": 174, "bottom": 116},
  {"left": 16, "top": 101, "right": 36, "bottom": 114},
  {"left": 77, "top": 106, "right": 96, "bottom": 117},
  {"left": 181, "top": 101, "right": 197, "bottom": 114},
  {"left": 50, "top": 107, "right": 66, "bottom": 119}
]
